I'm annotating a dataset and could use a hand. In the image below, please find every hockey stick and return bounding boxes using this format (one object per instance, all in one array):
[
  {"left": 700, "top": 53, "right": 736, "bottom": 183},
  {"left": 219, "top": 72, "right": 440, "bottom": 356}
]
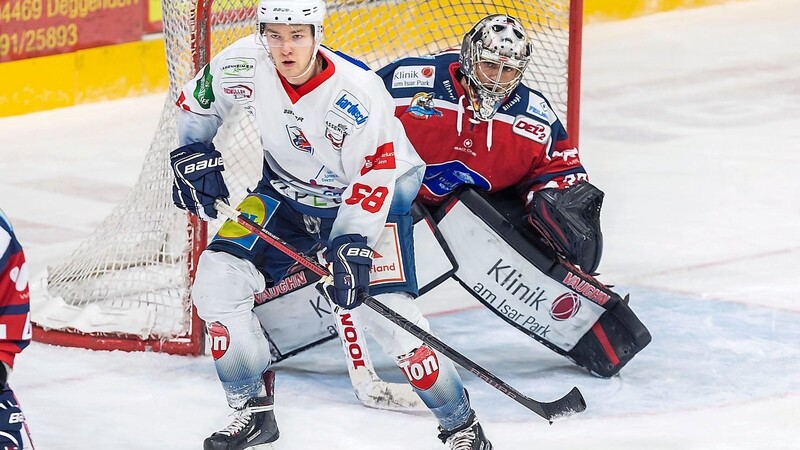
[
  {"left": 360, "top": 297, "right": 585, "bottom": 422},
  {"left": 10, "top": 388, "right": 36, "bottom": 450},
  {"left": 214, "top": 199, "right": 587, "bottom": 422}
]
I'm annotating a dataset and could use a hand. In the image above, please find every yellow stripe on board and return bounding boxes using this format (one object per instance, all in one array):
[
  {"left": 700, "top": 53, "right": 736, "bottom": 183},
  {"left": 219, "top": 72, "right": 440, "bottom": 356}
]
[{"left": 0, "top": 39, "right": 168, "bottom": 117}]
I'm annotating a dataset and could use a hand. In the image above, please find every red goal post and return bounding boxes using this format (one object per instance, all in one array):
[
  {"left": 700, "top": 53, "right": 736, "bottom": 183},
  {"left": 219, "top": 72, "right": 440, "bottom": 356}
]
[{"left": 30, "top": 0, "right": 583, "bottom": 355}]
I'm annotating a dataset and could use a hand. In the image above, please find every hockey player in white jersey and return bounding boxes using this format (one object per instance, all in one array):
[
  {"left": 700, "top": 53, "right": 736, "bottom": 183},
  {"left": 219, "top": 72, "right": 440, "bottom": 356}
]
[{"left": 170, "top": 0, "right": 491, "bottom": 448}]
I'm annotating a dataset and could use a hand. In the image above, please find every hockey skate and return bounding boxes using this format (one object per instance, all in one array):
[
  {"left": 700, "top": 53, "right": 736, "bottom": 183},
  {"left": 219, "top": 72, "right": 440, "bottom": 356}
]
[
  {"left": 204, "top": 371, "right": 280, "bottom": 450},
  {"left": 437, "top": 410, "right": 492, "bottom": 450}
]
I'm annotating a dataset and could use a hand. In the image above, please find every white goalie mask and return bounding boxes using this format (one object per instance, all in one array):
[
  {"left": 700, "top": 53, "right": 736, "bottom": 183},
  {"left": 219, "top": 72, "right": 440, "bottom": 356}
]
[
  {"left": 257, "top": 0, "right": 327, "bottom": 75},
  {"left": 459, "top": 14, "right": 532, "bottom": 121}
]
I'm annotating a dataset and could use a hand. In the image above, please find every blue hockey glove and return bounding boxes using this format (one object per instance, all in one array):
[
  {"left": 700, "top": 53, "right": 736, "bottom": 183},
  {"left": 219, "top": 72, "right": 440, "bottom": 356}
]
[
  {"left": 316, "top": 234, "right": 373, "bottom": 309},
  {"left": 0, "top": 387, "right": 23, "bottom": 448},
  {"left": 170, "top": 142, "right": 229, "bottom": 221}
]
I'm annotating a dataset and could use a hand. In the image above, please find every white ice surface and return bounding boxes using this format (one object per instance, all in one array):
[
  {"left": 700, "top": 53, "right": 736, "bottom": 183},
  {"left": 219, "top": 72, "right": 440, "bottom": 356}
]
[{"left": 1, "top": 0, "right": 799, "bottom": 448}]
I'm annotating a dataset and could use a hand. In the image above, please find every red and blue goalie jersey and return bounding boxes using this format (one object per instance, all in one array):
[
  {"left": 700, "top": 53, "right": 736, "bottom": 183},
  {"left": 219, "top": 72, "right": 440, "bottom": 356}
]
[
  {"left": 376, "top": 51, "right": 588, "bottom": 206},
  {"left": 0, "top": 209, "right": 31, "bottom": 369}
]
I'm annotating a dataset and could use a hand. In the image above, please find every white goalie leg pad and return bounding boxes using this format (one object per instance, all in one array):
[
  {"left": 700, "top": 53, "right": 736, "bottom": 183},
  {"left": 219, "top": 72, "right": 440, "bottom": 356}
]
[
  {"left": 356, "top": 292, "right": 428, "bottom": 357},
  {"left": 192, "top": 250, "right": 267, "bottom": 321}
]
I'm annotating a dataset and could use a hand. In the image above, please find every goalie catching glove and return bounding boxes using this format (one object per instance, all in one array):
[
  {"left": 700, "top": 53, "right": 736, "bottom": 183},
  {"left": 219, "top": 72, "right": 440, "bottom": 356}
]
[
  {"left": 528, "top": 181, "right": 604, "bottom": 274},
  {"left": 170, "top": 142, "right": 229, "bottom": 221},
  {"left": 316, "top": 234, "right": 373, "bottom": 309}
]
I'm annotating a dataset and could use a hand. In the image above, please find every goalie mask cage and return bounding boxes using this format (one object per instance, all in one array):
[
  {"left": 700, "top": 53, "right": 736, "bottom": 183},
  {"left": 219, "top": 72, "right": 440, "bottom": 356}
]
[{"left": 30, "top": 0, "right": 583, "bottom": 355}]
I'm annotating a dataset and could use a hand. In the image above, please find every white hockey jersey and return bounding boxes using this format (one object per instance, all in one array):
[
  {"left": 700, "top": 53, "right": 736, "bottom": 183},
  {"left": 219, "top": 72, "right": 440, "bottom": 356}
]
[{"left": 175, "top": 36, "right": 424, "bottom": 247}]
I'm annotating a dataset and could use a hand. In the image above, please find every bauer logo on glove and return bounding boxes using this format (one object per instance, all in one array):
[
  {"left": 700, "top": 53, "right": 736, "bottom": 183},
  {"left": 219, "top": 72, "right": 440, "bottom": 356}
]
[
  {"left": 170, "top": 142, "right": 230, "bottom": 221},
  {"left": 181, "top": 155, "right": 224, "bottom": 175},
  {"left": 346, "top": 247, "right": 374, "bottom": 259}
]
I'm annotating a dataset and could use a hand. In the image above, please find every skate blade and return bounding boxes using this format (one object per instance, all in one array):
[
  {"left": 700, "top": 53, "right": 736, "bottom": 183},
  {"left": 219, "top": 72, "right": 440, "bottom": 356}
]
[{"left": 246, "top": 443, "right": 274, "bottom": 450}]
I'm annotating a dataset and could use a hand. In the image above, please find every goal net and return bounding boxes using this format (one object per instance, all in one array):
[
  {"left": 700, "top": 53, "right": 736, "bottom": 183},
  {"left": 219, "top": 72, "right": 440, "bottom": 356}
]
[{"left": 30, "top": 0, "right": 583, "bottom": 355}]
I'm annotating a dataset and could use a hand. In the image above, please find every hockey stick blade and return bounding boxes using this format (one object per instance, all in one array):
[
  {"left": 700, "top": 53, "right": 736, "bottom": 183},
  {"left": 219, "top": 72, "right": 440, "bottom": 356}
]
[
  {"left": 362, "top": 296, "right": 586, "bottom": 422},
  {"left": 214, "top": 200, "right": 586, "bottom": 421},
  {"left": 333, "top": 308, "right": 425, "bottom": 411}
]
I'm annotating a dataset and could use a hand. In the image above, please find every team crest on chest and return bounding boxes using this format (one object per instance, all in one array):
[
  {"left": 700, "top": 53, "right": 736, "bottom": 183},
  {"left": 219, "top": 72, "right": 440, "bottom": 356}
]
[
  {"left": 286, "top": 125, "right": 314, "bottom": 153},
  {"left": 405, "top": 92, "right": 443, "bottom": 120}
]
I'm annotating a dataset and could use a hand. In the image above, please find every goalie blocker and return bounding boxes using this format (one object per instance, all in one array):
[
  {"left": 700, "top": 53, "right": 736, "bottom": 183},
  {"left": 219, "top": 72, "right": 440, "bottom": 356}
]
[{"left": 433, "top": 187, "right": 650, "bottom": 377}]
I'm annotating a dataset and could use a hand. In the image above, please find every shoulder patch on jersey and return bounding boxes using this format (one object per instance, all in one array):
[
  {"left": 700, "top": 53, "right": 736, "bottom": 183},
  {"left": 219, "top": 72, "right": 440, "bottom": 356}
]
[
  {"left": 361, "top": 143, "right": 396, "bottom": 175},
  {"left": 220, "top": 57, "right": 256, "bottom": 78},
  {"left": 221, "top": 82, "right": 255, "bottom": 103},
  {"left": 405, "top": 92, "right": 443, "bottom": 119},
  {"left": 526, "top": 96, "right": 552, "bottom": 122},
  {"left": 513, "top": 115, "right": 551, "bottom": 144},
  {"left": 324, "top": 110, "right": 353, "bottom": 151},
  {"left": 193, "top": 64, "right": 215, "bottom": 109},
  {"left": 333, "top": 90, "right": 370, "bottom": 128},
  {"left": 391, "top": 65, "right": 436, "bottom": 89}
]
